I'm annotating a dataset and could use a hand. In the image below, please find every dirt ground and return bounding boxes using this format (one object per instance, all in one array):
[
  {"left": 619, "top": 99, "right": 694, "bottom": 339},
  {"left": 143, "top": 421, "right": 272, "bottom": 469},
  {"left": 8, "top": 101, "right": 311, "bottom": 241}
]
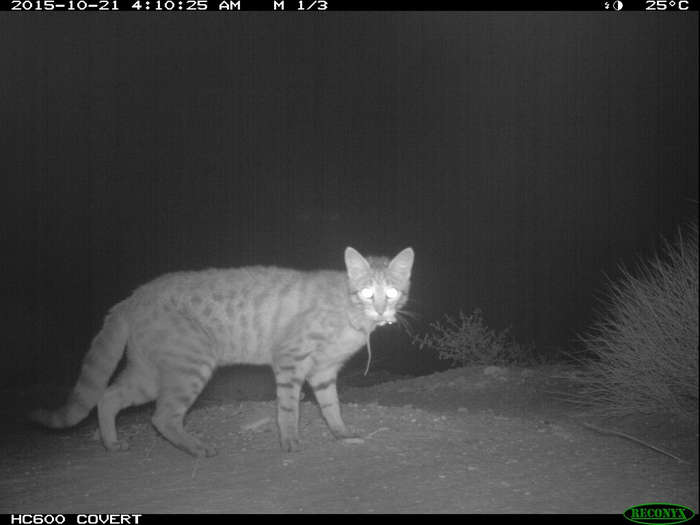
[{"left": 1, "top": 364, "right": 697, "bottom": 514}]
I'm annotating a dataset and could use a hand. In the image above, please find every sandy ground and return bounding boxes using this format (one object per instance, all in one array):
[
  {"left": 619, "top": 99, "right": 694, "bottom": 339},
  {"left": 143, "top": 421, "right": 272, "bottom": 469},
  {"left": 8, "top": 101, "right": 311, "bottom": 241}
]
[{"left": 1, "top": 364, "right": 697, "bottom": 514}]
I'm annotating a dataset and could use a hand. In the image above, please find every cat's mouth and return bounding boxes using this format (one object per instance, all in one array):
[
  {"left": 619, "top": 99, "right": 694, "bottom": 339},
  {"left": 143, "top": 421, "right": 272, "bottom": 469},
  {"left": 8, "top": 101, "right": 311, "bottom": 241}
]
[
  {"left": 371, "top": 314, "right": 396, "bottom": 327},
  {"left": 365, "top": 307, "right": 397, "bottom": 328}
]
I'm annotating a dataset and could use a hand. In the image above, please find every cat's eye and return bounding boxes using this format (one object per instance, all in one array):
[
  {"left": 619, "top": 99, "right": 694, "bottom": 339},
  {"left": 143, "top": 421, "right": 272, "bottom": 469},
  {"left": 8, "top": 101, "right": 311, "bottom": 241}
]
[
  {"left": 386, "top": 287, "right": 399, "bottom": 299},
  {"left": 360, "top": 287, "right": 374, "bottom": 299}
]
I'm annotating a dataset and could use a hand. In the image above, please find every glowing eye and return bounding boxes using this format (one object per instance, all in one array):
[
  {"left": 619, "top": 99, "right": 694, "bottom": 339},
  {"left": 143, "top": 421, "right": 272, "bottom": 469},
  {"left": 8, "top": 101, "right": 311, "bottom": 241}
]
[
  {"left": 386, "top": 287, "right": 399, "bottom": 299},
  {"left": 360, "top": 287, "right": 374, "bottom": 299}
]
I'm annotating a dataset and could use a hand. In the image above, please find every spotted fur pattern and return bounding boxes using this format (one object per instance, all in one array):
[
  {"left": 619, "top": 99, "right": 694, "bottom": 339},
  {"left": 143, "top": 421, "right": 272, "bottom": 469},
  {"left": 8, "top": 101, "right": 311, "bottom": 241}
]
[{"left": 30, "top": 247, "right": 414, "bottom": 457}]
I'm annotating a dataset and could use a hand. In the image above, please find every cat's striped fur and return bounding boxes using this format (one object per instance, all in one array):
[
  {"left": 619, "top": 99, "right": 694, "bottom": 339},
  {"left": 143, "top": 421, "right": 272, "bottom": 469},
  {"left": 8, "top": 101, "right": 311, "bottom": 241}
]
[{"left": 30, "top": 247, "right": 414, "bottom": 458}]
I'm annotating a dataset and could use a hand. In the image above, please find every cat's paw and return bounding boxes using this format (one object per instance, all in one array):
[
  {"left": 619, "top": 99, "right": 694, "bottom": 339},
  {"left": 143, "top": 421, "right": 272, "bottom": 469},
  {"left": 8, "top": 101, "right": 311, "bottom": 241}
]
[
  {"left": 281, "top": 437, "right": 304, "bottom": 452},
  {"left": 180, "top": 440, "right": 218, "bottom": 458},
  {"left": 202, "top": 443, "right": 219, "bottom": 458},
  {"left": 104, "top": 440, "right": 130, "bottom": 453}
]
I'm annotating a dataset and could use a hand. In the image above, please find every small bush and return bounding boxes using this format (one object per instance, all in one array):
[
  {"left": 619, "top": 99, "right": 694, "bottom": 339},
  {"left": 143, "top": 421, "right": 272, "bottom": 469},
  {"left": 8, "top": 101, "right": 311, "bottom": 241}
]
[
  {"left": 412, "top": 309, "right": 535, "bottom": 367},
  {"left": 571, "top": 221, "right": 699, "bottom": 422}
]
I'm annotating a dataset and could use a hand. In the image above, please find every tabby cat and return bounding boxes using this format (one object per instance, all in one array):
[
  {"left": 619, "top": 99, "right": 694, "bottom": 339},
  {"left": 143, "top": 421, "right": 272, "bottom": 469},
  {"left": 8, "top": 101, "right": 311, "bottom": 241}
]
[{"left": 30, "top": 247, "right": 414, "bottom": 458}]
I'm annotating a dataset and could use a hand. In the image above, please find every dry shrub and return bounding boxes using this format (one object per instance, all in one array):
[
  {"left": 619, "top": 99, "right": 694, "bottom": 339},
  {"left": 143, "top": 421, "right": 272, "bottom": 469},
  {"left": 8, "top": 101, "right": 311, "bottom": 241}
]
[
  {"left": 571, "top": 221, "right": 699, "bottom": 422},
  {"left": 412, "top": 309, "right": 536, "bottom": 367}
]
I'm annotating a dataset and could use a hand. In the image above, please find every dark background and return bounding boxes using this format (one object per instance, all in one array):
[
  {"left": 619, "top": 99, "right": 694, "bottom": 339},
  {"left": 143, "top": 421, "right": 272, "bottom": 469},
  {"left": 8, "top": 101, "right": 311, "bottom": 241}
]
[{"left": 1, "top": 13, "right": 698, "bottom": 386}]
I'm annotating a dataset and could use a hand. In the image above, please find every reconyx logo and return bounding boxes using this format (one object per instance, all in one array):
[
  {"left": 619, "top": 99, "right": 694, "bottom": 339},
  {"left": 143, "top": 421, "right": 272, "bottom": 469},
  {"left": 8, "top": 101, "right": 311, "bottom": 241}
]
[{"left": 624, "top": 503, "right": 695, "bottom": 525}]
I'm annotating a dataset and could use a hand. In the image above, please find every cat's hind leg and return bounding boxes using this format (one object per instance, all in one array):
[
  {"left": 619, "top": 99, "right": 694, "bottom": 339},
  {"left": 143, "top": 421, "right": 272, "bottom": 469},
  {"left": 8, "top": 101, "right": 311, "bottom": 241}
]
[
  {"left": 150, "top": 354, "right": 218, "bottom": 458},
  {"left": 97, "top": 359, "right": 158, "bottom": 452}
]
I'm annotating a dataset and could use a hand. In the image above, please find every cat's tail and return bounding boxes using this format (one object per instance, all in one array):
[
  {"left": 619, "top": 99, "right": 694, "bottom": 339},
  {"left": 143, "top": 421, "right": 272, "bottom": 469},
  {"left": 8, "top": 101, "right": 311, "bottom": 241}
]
[{"left": 29, "top": 306, "right": 129, "bottom": 429}]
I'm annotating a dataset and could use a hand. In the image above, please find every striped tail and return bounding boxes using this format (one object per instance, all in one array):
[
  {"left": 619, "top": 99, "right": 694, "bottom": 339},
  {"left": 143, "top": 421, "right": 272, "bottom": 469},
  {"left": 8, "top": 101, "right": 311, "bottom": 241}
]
[{"left": 29, "top": 308, "right": 129, "bottom": 429}]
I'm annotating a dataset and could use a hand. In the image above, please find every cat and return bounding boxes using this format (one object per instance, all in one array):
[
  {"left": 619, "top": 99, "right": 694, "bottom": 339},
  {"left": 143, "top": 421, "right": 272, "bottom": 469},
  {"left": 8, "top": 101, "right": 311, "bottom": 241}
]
[{"left": 30, "top": 247, "right": 414, "bottom": 458}]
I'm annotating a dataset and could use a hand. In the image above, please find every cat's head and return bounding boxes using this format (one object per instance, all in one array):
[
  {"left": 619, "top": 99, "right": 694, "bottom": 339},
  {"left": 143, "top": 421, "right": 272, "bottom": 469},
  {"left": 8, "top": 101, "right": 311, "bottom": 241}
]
[{"left": 345, "top": 247, "right": 414, "bottom": 327}]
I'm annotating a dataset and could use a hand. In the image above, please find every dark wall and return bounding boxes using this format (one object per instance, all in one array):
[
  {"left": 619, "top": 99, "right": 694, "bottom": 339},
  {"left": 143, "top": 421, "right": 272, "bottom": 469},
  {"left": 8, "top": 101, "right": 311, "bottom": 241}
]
[{"left": 1, "top": 13, "right": 697, "bottom": 382}]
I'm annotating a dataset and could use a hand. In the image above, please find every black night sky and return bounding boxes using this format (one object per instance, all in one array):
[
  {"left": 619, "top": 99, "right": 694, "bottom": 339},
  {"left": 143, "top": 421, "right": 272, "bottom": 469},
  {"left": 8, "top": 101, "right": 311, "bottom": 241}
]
[{"left": 1, "top": 13, "right": 698, "bottom": 386}]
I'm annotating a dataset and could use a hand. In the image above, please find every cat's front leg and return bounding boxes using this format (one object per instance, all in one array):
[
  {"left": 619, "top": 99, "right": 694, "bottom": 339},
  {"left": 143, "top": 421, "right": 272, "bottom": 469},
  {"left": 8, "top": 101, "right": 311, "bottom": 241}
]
[
  {"left": 274, "top": 374, "right": 305, "bottom": 452},
  {"left": 308, "top": 365, "right": 358, "bottom": 440}
]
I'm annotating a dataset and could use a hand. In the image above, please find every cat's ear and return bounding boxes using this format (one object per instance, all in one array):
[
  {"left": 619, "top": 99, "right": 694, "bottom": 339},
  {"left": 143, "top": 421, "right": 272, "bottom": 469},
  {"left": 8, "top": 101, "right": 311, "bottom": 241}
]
[
  {"left": 345, "top": 247, "right": 371, "bottom": 280},
  {"left": 388, "top": 248, "right": 414, "bottom": 280}
]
